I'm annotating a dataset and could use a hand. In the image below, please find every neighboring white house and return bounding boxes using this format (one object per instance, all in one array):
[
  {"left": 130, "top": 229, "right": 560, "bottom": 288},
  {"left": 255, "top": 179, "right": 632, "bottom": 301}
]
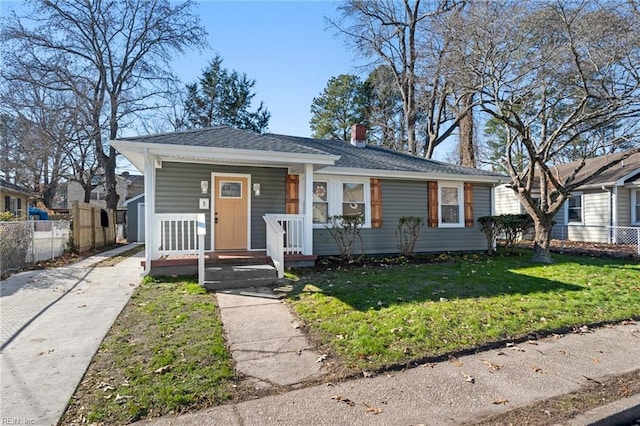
[{"left": 495, "top": 150, "right": 640, "bottom": 244}]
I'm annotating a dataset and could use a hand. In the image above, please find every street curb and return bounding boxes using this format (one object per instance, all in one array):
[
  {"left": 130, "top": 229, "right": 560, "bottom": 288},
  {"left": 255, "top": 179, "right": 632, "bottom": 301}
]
[{"left": 566, "top": 393, "right": 640, "bottom": 426}]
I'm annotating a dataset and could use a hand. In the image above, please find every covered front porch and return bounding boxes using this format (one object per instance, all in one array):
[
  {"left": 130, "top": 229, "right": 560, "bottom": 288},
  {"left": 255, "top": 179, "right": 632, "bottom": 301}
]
[{"left": 142, "top": 213, "right": 318, "bottom": 279}]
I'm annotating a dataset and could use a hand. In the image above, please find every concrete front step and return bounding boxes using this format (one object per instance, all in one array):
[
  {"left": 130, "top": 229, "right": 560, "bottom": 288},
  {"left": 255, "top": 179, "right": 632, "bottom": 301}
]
[{"left": 203, "top": 264, "right": 277, "bottom": 291}]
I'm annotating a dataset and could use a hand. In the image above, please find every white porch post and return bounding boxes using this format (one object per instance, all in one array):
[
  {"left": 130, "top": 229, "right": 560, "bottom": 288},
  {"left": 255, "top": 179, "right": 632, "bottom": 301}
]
[
  {"left": 612, "top": 186, "right": 618, "bottom": 244},
  {"left": 303, "top": 163, "right": 314, "bottom": 255},
  {"left": 143, "top": 148, "right": 157, "bottom": 274}
]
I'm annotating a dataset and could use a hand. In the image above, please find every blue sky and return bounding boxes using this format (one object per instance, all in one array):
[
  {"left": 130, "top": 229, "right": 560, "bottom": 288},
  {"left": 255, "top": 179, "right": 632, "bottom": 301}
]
[
  {"left": 0, "top": 1, "right": 452, "bottom": 159},
  {"left": 0, "top": 0, "right": 364, "bottom": 138},
  {"left": 182, "top": 0, "right": 364, "bottom": 138}
]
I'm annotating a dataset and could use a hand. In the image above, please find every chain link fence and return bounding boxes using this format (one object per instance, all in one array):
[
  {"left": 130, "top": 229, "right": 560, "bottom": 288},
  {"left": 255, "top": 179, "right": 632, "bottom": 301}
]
[
  {"left": 553, "top": 224, "right": 639, "bottom": 256},
  {"left": 0, "top": 220, "right": 71, "bottom": 277}
]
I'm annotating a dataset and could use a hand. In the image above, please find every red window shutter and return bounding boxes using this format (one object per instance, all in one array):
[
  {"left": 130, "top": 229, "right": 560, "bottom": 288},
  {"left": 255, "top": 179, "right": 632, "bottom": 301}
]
[
  {"left": 427, "top": 181, "right": 438, "bottom": 227},
  {"left": 464, "top": 182, "right": 474, "bottom": 228},
  {"left": 285, "top": 174, "right": 299, "bottom": 214},
  {"left": 370, "top": 178, "right": 382, "bottom": 228}
]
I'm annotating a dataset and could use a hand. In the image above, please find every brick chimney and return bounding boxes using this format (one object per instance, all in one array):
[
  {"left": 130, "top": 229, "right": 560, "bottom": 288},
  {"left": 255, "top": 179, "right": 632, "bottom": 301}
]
[{"left": 350, "top": 124, "right": 366, "bottom": 148}]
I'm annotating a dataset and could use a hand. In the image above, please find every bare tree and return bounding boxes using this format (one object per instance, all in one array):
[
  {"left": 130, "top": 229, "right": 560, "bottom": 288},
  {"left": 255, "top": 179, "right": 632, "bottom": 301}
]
[
  {"left": 1, "top": 0, "right": 207, "bottom": 210},
  {"left": 465, "top": 1, "right": 640, "bottom": 262},
  {"left": 330, "top": 0, "right": 461, "bottom": 156}
]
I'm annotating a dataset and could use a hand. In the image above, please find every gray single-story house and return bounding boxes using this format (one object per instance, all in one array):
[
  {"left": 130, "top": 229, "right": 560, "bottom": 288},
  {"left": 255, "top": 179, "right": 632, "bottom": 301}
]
[
  {"left": 495, "top": 150, "right": 640, "bottom": 243},
  {"left": 111, "top": 125, "right": 505, "bottom": 274}
]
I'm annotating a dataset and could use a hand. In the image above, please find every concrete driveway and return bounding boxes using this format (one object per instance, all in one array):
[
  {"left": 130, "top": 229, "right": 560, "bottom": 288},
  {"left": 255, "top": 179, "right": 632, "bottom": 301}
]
[{"left": 0, "top": 245, "right": 143, "bottom": 426}]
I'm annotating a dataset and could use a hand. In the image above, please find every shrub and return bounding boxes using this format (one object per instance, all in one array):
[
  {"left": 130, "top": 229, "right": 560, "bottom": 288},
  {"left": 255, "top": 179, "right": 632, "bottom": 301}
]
[
  {"left": 325, "top": 214, "right": 365, "bottom": 263},
  {"left": 478, "top": 214, "right": 534, "bottom": 253},
  {"left": 395, "top": 216, "right": 424, "bottom": 258}
]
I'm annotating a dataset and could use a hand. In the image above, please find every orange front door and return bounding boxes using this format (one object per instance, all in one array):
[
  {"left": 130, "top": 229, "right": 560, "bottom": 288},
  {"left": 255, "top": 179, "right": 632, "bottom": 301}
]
[{"left": 214, "top": 176, "right": 248, "bottom": 250}]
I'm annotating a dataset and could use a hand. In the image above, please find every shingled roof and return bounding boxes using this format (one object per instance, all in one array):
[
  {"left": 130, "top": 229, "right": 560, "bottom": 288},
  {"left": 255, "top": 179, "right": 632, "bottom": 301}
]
[
  {"left": 118, "top": 126, "right": 328, "bottom": 156},
  {"left": 551, "top": 150, "right": 640, "bottom": 187},
  {"left": 0, "top": 178, "right": 33, "bottom": 196},
  {"left": 116, "top": 126, "right": 504, "bottom": 179},
  {"left": 266, "top": 133, "right": 501, "bottom": 177}
]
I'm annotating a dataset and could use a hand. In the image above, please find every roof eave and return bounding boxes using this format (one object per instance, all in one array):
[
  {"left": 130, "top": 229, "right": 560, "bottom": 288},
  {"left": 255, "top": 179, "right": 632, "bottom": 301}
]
[
  {"left": 318, "top": 166, "right": 506, "bottom": 183},
  {"left": 111, "top": 140, "right": 340, "bottom": 171}
]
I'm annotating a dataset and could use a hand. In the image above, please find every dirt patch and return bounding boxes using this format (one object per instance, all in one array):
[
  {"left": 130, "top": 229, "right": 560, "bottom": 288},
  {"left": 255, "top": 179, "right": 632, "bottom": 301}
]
[{"left": 473, "top": 370, "right": 640, "bottom": 425}]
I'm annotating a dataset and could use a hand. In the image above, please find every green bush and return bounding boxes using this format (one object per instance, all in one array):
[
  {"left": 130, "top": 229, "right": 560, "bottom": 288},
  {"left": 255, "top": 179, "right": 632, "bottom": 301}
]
[{"left": 478, "top": 214, "right": 534, "bottom": 253}]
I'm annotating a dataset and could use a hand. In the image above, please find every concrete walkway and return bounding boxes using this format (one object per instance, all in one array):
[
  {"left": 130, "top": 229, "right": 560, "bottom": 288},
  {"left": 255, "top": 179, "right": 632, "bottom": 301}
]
[
  {"left": 0, "top": 244, "right": 143, "bottom": 426},
  {"left": 215, "top": 287, "right": 326, "bottom": 389},
  {"left": 138, "top": 322, "right": 640, "bottom": 426}
]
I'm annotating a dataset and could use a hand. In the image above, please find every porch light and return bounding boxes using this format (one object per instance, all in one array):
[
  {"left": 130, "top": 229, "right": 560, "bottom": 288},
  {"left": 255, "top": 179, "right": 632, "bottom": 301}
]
[
  {"left": 253, "top": 183, "right": 261, "bottom": 196},
  {"left": 201, "top": 180, "right": 208, "bottom": 194}
]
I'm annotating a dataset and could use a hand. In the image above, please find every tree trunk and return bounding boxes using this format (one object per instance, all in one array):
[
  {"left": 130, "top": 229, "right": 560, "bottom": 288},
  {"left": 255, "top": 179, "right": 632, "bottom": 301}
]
[
  {"left": 531, "top": 215, "right": 554, "bottom": 263},
  {"left": 458, "top": 93, "right": 476, "bottom": 168}
]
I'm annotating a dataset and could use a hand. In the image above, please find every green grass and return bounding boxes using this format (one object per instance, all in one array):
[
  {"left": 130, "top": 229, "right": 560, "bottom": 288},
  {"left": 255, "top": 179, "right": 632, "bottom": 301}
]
[
  {"left": 286, "top": 253, "right": 640, "bottom": 371},
  {"left": 60, "top": 277, "right": 235, "bottom": 425}
]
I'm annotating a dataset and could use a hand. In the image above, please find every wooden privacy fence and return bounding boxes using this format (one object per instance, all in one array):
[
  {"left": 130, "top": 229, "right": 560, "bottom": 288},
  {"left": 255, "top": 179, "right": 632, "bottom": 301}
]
[{"left": 71, "top": 201, "right": 116, "bottom": 253}]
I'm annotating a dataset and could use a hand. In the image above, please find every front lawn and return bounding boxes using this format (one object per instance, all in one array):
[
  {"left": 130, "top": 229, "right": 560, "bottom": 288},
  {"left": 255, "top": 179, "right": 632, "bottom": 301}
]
[
  {"left": 60, "top": 277, "right": 235, "bottom": 425},
  {"left": 286, "top": 253, "right": 640, "bottom": 372}
]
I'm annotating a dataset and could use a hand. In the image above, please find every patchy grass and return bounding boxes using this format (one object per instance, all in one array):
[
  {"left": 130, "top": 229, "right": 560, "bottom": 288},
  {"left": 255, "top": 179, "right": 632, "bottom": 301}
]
[
  {"left": 286, "top": 253, "right": 640, "bottom": 372},
  {"left": 60, "top": 277, "right": 235, "bottom": 425}
]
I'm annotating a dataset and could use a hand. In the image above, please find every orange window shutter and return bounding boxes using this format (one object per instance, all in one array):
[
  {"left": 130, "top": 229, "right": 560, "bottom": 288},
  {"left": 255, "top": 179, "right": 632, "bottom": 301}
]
[
  {"left": 427, "top": 181, "right": 438, "bottom": 227},
  {"left": 285, "top": 174, "right": 299, "bottom": 214},
  {"left": 370, "top": 178, "right": 383, "bottom": 228},
  {"left": 464, "top": 182, "right": 474, "bottom": 228}
]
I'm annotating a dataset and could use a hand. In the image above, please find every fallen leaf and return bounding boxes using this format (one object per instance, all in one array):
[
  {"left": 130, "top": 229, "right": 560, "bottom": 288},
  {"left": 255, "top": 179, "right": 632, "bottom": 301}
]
[
  {"left": 492, "top": 398, "right": 509, "bottom": 405},
  {"left": 449, "top": 356, "right": 463, "bottom": 367},
  {"left": 114, "top": 394, "right": 133, "bottom": 404},
  {"left": 496, "top": 351, "right": 507, "bottom": 356},
  {"left": 78, "top": 304, "right": 87, "bottom": 308},
  {"left": 527, "top": 340, "right": 539, "bottom": 345},
  {"left": 331, "top": 395, "right": 355, "bottom": 406},
  {"left": 37, "top": 349, "right": 54, "bottom": 356},
  {"left": 154, "top": 365, "right": 171, "bottom": 374},
  {"left": 462, "top": 372, "right": 474, "bottom": 383},
  {"left": 583, "top": 375, "right": 604, "bottom": 386},
  {"left": 621, "top": 319, "right": 636, "bottom": 326},
  {"left": 423, "top": 362, "right": 436, "bottom": 368},
  {"left": 511, "top": 346, "right": 525, "bottom": 352},
  {"left": 592, "top": 357, "right": 600, "bottom": 364},
  {"left": 532, "top": 365, "right": 543, "bottom": 373},
  {"left": 296, "top": 349, "right": 302, "bottom": 356},
  {"left": 558, "top": 349, "right": 571, "bottom": 357},
  {"left": 317, "top": 354, "right": 327, "bottom": 363},
  {"left": 482, "top": 360, "right": 502, "bottom": 371},
  {"left": 363, "top": 402, "right": 383, "bottom": 414},
  {"left": 363, "top": 371, "right": 375, "bottom": 378}
]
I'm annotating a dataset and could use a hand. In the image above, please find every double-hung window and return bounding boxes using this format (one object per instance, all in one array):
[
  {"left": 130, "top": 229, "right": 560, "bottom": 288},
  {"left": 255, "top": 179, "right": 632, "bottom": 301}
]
[
  {"left": 438, "top": 183, "right": 464, "bottom": 227},
  {"left": 312, "top": 177, "right": 370, "bottom": 227},
  {"left": 566, "top": 193, "right": 583, "bottom": 224}
]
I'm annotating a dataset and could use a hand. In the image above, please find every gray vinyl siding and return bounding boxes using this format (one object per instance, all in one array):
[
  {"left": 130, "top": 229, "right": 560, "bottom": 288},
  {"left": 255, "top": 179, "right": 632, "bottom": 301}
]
[
  {"left": 126, "top": 196, "right": 144, "bottom": 242},
  {"left": 313, "top": 180, "right": 492, "bottom": 256},
  {"left": 155, "top": 162, "right": 286, "bottom": 250}
]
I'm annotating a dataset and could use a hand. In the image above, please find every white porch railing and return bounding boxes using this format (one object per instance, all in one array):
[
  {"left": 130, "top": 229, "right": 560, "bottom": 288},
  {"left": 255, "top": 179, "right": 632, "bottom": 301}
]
[
  {"left": 264, "top": 215, "right": 285, "bottom": 278},
  {"left": 264, "top": 214, "right": 305, "bottom": 254},
  {"left": 156, "top": 213, "right": 201, "bottom": 256}
]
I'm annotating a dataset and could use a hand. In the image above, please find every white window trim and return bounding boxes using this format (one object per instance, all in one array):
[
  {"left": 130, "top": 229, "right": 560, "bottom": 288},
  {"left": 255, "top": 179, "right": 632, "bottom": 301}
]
[
  {"left": 565, "top": 192, "right": 584, "bottom": 225},
  {"left": 312, "top": 175, "right": 371, "bottom": 229},
  {"left": 438, "top": 181, "right": 465, "bottom": 228},
  {"left": 632, "top": 188, "right": 640, "bottom": 225}
]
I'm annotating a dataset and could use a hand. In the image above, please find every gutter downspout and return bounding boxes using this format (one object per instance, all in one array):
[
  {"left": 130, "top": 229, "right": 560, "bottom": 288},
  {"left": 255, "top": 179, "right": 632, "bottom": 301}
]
[{"left": 602, "top": 186, "right": 615, "bottom": 244}]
